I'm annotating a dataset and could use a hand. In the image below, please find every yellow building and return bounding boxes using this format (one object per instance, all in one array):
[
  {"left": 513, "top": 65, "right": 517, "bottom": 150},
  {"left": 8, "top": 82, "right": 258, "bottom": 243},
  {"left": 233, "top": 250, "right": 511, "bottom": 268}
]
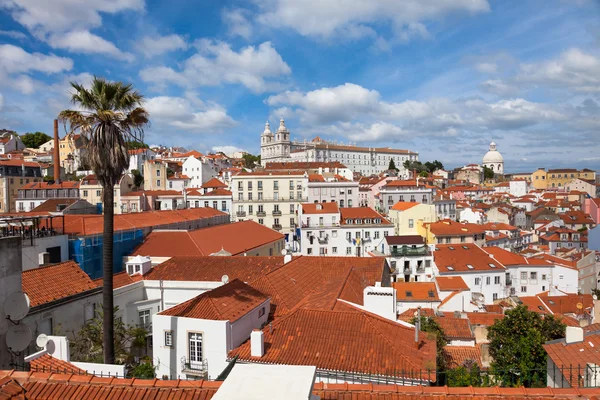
[
  {"left": 143, "top": 160, "right": 167, "bottom": 191},
  {"left": 0, "top": 160, "right": 43, "bottom": 213},
  {"left": 531, "top": 168, "right": 548, "bottom": 189},
  {"left": 388, "top": 202, "right": 437, "bottom": 236},
  {"left": 80, "top": 174, "right": 134, "bottom": 214},
  {"left": 547, "top": 169, "right": 581, "bottom": 189},
  {"left": 59, "top": 133, "right": 86, "bottom": 173}
]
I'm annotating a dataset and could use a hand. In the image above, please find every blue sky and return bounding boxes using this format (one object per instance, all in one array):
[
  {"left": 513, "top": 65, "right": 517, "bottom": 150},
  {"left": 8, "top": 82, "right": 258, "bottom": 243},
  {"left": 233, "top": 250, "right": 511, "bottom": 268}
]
[{"left": 1, "top": 0, "right": 599, "bottom": 172}]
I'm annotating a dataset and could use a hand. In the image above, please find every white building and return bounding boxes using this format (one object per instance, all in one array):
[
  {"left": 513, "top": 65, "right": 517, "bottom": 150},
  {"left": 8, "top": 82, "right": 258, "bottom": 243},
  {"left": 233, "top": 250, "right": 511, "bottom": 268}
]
[
  {"left": 152, "top": 279, "right": 270, "bottom": 380},
  {"left": 378, "top": 180, "right": 436, "bottom": 215},
  {"left": 307, "top": 173, "right": 359, "bottom": 207},
  {"left": 183, "top": 155, "right": 219, "bottom": 188},
  {"left": 0, "top": 132, "right": 24, "bottom": 155},
  {"left": 298, "top": 204, "right": 394, "bottom": 256},
  {"left": 381, "top": 235, "right": 434, "bottom": 283},
  {"left": 259, "top": 120, "right": 418, "bottom": 176},
  {"left": 482, "top": 141, "right": 504, "bottom": 176},
  {"left": 509, "top": 180, "right": 529, "bottom": 197},
  {"left": 128, "top": 148, "right": 156, "bottom": 173}
]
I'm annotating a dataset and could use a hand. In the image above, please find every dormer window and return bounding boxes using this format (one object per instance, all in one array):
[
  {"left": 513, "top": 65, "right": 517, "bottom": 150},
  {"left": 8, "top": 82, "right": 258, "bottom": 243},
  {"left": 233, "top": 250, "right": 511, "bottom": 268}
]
[
  {"left": 355, "top": 219, "right": 361, "bottom": 224},
  {"left": 406, "top": 291, "right": 413, "bottom": 297},
  {"left": 489, "top": 263, "right": 497, "bottom": 268},
  {"left": 374, "top": 218, "right": 380, "bottom": 224},
  {"left": 447, "top": 266, "right": 454, "bottom": 271},
  {"left": 316, "top": 204, "right": 322, "bottom": 210},
  {"left": 428, "top": 290, "right": 435, "bottom": 298},
  {"left": 345, "top": 219, "right": 352, "bottom": 224}
]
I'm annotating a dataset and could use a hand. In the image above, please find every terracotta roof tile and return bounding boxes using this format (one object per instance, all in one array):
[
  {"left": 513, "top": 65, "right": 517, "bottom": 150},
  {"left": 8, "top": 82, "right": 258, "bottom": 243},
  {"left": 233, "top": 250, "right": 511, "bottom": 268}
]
[
  {"left": 92, "top": 271, "right": 142, "bottom": 289},
  {"left": 30, "top": 199, "right": 79, "bottom": 213},
  {"left": 391, "top": 201, "right": 420, "bottom": 211},
  {"left": 393, "top": 282, "right": 440, "bottom": 301},
  {"left": 426, "top": 220, "right": 486, "bottom": 236},
  {"left": 22, "top": 261, "right": 98, "bottom": 307},
  {"left": 484, "top": 246, "right": 528, "bottom": 266},
  {"left": 434, "top": 244, "right": 506, "bottom": 273},
  {"left": 201, "top": 188, "right": 232, "bottom": 196},
  {"left": 264, "top": 161, "right": 347, "bottom": 170},
  {"left": 229, "top": 308, "right": 437, "bottom": 380},
  {"left": 544, "top": 333, "right": 600, "bottom": 387},
  {"left": 301, "top": 202, "right": 339, "bottom": 214},
  {"left": 201, "top": 177, "right": 227, "bottom": 188},
  {"left": 435, "top": 276, "right": 469, "bottom": 291},
  {"left": 159, "top": 279, "right": 269, "bottom": 322},
  {"left": 443, "top": 346, "right": 482, "bottom": 367},
  {"left": 308, "top": 173, "right": 325, "bottom": 182},
  {"left": 133, "top": 220, "right": 284, "bottom": 257},
  {"left": 436, "top": 317, "right": 473, "bottom": 341},
  {"left": 465, "top": 312, "right": 505, "bottom": 326},
  {"left": 340, "top": 207, "right": 391, "bottom": 224},
  {"left": 29, "top": 355, "right": 85, "bottom": 374}
]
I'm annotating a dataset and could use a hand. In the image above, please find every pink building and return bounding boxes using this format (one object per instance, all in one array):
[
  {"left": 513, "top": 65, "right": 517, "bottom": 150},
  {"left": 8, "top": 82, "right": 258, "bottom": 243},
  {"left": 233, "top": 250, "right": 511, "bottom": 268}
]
[{"left": 584, "top": 198, "right": 600, "bottom": 224}]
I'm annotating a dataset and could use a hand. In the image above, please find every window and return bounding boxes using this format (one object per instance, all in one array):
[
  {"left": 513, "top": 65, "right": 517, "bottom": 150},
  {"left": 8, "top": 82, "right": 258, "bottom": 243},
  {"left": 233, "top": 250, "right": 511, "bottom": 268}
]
[
  {"left": 258, "top": 181, "right": 263, "bottom": 190},
  {"left": 289, "top": 180, "right": 294, "bottom": 190},
  {"left": 212, "top": 201, "right": 217, "bottom": 209},
  {"left": 258, "top": 218, "right": 264, "bottom": 225},
  {"left": 493, "top": 293, "right": 498, "bottom": 301},
  {"left": 248, "top": 192, "right": 253, "bottom": 200},
  {"left": 138, "top": 310, "right": 151, "bottom": 328},
  {"left": 188, "top": 332, "right": 203, "bottom": 363},
  {"left": 238, "top": 182, "right": 243, "bottom": 190},
  {"left": 332, "top": 247, "right": 337, "bottom": 254},
  {"left": 156, "top": 180, "right": 161, "bottom": 186},
  {"left": 307, "top": 248, "right": 313, "bottom": 255},
  {"left": 475, "top": 277, "right": 481, "bottom": 285},
  {"left": 346, "top": 247, "right": 352, "bottom": 255},
  {"left": 274, "top": 192, "right": 279, "bottom": 201},
  {"left": 559, "top": 274, "right": 564, "bottom": 280},
  {"left": 290, "top": 218, "right": 295, "bottom": 226},
  {"left": 408, "top": 219, "right": 414, "bottom": 229},
  {"left": 374, "top": 231, "right": 380, "bottom": 239},
  {"left": 486, "top": 276, "right": 491, "bottom": 285},
  {"left": 541, "top": 274, "right": 547, "bottom": 280},
  {"left": 238, "top": 193, "right": 243, "bottom": 201},
  {"left": 521, "top": 286, "right": 527, "bottom": 293},
  {"left": 165, "top": 331, "right": 173, "bottom": 347},
  {"left": 96, "top": 190, "right": 101, "bottom": 196},
  {"left": 156, "top": 170, "right": 161, "bottom": 177},
  {"left": 221, "top": 201, "right": 227, "bottom": 211},
  {"left": 530, "top": 272, "right": 537, "bottom": 280},
  {"left": 273, "top": 181, "right": 279, "bottom": 190},
  {"left": 460, "top": 236, "right": 466, "bottom": 243},
  {"left": 290, "top": 204, "right": 294, "bottom": 213},
  {"left": 83, "top": 190, "right": 88, "bottom": 197},
  {"left": 204, "top": 201, "right": 209, "bottom": 207},
  {"left": 258, "top": 307, "right": 265, "bottom": 317},
  {"left": 521, "top": 272, "right": 527, "bottom": 280},
  {"left": 348, "top": 199, "right": 353, "bottom": 207},
  {"left": 258, "top": 192, "right": 263, "bottom": 200},
  {"left": 494, "top": 276, "right": 500, "bottom": 284},
  {"left": 248, "top": 181, "right": 253, "bottom": 190}
]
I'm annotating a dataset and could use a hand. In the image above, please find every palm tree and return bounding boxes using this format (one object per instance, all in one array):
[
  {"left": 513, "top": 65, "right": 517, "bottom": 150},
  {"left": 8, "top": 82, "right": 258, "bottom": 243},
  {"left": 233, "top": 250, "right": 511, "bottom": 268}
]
[{"left": 59, "top": 77, "right": 149, "bottom": 364}]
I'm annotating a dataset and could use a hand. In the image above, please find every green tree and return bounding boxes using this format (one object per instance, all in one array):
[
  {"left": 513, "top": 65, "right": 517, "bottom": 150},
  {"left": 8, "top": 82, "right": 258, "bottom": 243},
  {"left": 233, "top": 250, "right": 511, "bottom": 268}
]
[
  {"left": 21, "top": 131, "right": 52, "bottom": 148},
  {"left": 447, "top": 362, "right": 482, "bottom": 387},
  {"left": 410, "top": 315, "right": 447, "bottom": 371},
  {"left": 59, "top": 77, "right": 149, "bottom": 364},
  {"left": 388, "top": 158, "right": 398, "bottom": 171},
  {"left": 131, "top": 169, "right": 144, "bottom": 188},
  {"left": 126, "top": 140, "right": 149, "bottom": 150},
  {"left": 242, "top": 153, "right": 261, "bottom": 168},
  {"left": 424, "top": 160, "right": 444, "bottom": 173},
  {"left": 487, "top": 306, "right": 566, "bottom": 387},
  {"left": 419, "top": 170, "right": 429, "bottom": 178},
  {"left": 483, "top": 165, "right": 495, "bottom": 180}
]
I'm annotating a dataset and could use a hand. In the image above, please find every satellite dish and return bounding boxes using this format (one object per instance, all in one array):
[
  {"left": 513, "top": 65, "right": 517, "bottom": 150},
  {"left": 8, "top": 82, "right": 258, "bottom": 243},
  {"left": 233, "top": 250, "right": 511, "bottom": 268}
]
[
  {"left": 6, "top": 324, "right": 32, "bottom": 352},
  {"left": 221, "top": 275, "right": 229, "bottom": 284},
  {"left": 36, "top": 333, "right": 49, "bottom": 348},
  {"left": 4, "top": 291, "right": 30, "bottom": 321},
  {"left": 281, "top": 248, "right": 288, "bottom": 255},
  {"left": 594, "top": 294, "right": 598, "bottom": 301}
]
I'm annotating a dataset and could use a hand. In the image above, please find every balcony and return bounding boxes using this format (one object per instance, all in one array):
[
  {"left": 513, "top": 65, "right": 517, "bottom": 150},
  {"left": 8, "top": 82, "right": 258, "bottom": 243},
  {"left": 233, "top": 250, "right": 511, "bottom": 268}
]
[
  {"left": 318, "top": 235, "right": 328, "bottom": 244},
  {"left": 236, "top": 211, "right": 246, "bottom": 217},
  {"left": 506, "top": 278, "right": 512, "bottom": 286},
  {"left": 272, "top": 210, "right": 282, "bottom": 216},
  {"left": 389, "top": 246, "right": 430, "bottom": 257},
  {"left": 234, "top": 197, "right": 309, "bottom": 203},
  {"left": 272, "top": 224, "right": 282, "bottom": 231},
  {"left": 257, "top": 211, "right": 266, "bottom": 217},
  {"left": 181, "top": 357, "right": 208, "bottom": 377}
]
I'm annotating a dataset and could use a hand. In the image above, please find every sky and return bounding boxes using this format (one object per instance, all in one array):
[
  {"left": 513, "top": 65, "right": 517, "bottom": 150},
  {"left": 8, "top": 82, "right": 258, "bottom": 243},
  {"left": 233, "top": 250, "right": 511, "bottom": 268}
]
[{"left": 0, "top": 0, "right": 599, "bottom": 172}]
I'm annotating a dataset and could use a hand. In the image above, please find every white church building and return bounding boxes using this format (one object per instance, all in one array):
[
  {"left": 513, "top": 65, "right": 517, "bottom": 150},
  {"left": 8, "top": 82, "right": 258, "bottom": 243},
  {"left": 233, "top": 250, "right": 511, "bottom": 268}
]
[
  {"left": 482, "top": 141, "right": 504, "bottom": 176},
  {"left": 260, "top": 120, "right": 419, "bottom": 176}
]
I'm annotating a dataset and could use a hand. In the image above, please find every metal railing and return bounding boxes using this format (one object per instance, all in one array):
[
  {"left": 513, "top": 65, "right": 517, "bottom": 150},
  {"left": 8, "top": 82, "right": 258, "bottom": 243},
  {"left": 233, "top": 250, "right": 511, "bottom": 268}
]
[
  {"left": 272, "top": 210, "right": 282, "bottom": 216},
  {"left": 180, "top": 357, "right": 208, "bottom": 377},
  {"left": 257, "top": 211, "right": 266, "bottom": 217},
  {"left": 236, "top": 211, "right": 246, "bottom": 217},
  {"left": 390, "top": 246, "right": 431, "bottom": 257},
  {"left": 234, "top": 197, "right": 308, "bottom": 203},
  {"left": 272, "top": 224, "right": 282, "bottom": 230}
]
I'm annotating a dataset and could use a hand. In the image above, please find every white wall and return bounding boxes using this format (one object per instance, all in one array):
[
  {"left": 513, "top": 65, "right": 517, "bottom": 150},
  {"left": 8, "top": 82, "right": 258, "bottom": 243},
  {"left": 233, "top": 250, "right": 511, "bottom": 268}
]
[{"left": 21, "top": 235, "right": 69, "bottom": 271}]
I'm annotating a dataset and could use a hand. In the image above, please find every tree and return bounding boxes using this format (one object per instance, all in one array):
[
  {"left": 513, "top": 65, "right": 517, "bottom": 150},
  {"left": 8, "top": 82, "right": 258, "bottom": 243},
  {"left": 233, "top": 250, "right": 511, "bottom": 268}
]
[
  {"left": 131, "top": 169, "right": 144, "bottom": 188},
  {"left": 447, "top": 362, "right": 482, "bottom": 387},
  {"left": 388, "top": 158, "right": 398, "bottom": 171},
  {"left": 126, "top": 140, "right": 149, "bottom": 150},
  {"left": 59, "top": 77, "right": 149, "bottom": 364},
  {"left": 410, "top": 315, "right": 447, "bottom": 371},
  {"left": 424, "top": 160, "right": 444, "bottom": 173},
  {"left": 419, "top": 170, "right": 429, "bottom": 178},
  {"left": 487, "top": 306, "right": 566, "bottom": 387},
  {"left": 70, "top": 307, "right": 150, "bottom": 375},
  {"left": 21, "top": 131, "right": 52, "bottom": 148},
  {"left": 483, "top": 165, "right": 495, "bottom": 180},
  {"left": 242, "top": 153, "right": 260, "bottom": 168}
]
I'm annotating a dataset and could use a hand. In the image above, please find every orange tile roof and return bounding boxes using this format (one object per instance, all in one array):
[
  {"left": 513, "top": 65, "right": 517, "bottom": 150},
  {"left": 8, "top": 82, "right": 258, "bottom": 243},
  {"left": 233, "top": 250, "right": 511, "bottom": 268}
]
[
  {"left": 264, "top": 161, "right": 348, "bottom": 170},
  {"left": 159, "top": 279, "right": 269, "bottom": 322},
  {"left": 584, "top": 323, "right": 600, "bottom": 332},
  {"left": 29, "top": 354, "right": 85, "bottom": 374},
  {"left": 484, "top": 246, "right": 528, "bottom": 266},
  {"left": 201, "top": 177, "right": 227, "bottom": 188},
  {"left": 481, "top": 222, "right": 518, "bottom": 231},
  {"left": 133, "top": 220, "right": 283, "bottom": 257},
  {"left": 93, "top": 271, "right": 142, "bottom": 289},
  {"left": 518, "top": 296, "right": 551, "bottom": 314},
  {"left": 59, "top": 208, "right": 226, "bottom": 236},
  {"left": 22, "top": 261, "right": 99, "bottom": 307},
  {"left": 560, "top": 210, "right": 595, "bottom": 225},
  {"left": 30, "top": 198, "right": 79, "bottom": 213},
  {"left": 229, "top": 308, "right": 437, "bottom": 379},
  {"left": 443, "top": 346, "right": 482, "bottom": 368},
  {"left": 391, "top": 201, "right": 420, "bottom": 211},
  {"left": 0, "top": 371, "right": 220, "bottom": 399},
  {"left": 201, "top": 188, "right": 232, "bottom": 196},
  {"left": 301, "top": 202, "right": 339, "bottom": 214},
  {"left": 393, "top": 282, "right": 440, "bottom": 301},
  {"left": 435, "top": 276, "right": 469, "bottom": 291},
  {"left": 465, "top": 312, "right": 505, "bottom": 326},
  {"left": 308, "top": 173, "right": 325, "bottom": 182},
  {"left": 434, "top": 244, "right": 506, "bottom": 273},
  {"left": 537, "top": 293, "right": 594, "bottom": 315},
  {"left": 340, "top": 207, "right": 391, "bottom": 224},
  {"left": 426, "top": 220, "right": 486, "bottom": 236},
  {"left": 20, "top": 181, "right": 80, "bottom": 190},
  {"left": 384, "top": 179, "right": 421, "bottom": 187},
  {"left": 544, "top": 333, "right": 600, "bottom": 387},
  {"left": 143, "top": 256, "right": 285, "bottom": 282},
  {"left": 436, "top": 317, "right": 473, "bottom": 341},
  {"left": 0, "top": 159, "right": 41, "bottom": 167}
]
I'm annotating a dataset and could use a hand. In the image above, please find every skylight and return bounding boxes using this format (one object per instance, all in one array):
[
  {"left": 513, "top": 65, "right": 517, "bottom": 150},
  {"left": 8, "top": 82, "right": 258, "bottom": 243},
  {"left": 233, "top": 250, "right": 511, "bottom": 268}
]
[
  {"left": 406, "top": 291, "right": 413, "bottom": 297},
  {"left": 447, "top": 266, "right": 454, "bottom": 271},
  {"left": 428, "top": 290, "right": 435, "bottom": 298},
  {"left": 467, "top": 264, "right": 474, "bottom": 269},
  {"left": 449, "top": 246, "right": 455, "bottom": 250},
  {"left": 462, "top": 246, "right": 469, "bottom": 250},
  {"left": 549, "top": 300, "right": 555, "bottom": 305},
  {"left": 489, "top": 263, "right": 497, "bottom": 268}
]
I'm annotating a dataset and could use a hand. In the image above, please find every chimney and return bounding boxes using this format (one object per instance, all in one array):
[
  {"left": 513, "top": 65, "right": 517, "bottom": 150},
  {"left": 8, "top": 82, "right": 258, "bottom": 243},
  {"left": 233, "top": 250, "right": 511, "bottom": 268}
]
[
  {"left": 415, "top": 306, "right": 421, "bottom": 346},
  {"left": 250, "top": 329, "right": 264, "bottom": 357},
  {"left": 565, "top": 326, "right": 584, "bottom": 344},
  {"left": 53, "top": 119, "right": 60, "bottom": 183}
]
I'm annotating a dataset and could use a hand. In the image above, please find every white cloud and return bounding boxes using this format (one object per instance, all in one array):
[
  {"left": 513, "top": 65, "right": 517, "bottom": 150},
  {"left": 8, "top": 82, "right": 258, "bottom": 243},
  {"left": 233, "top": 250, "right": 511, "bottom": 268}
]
[
  {"left": 474, "top": 62, "right": 497, "bottom": 74},
  {"left": 253, "top": 0, "right": 490, "bottom": 41},
  {"left": 145, "top": 96, "right": 237, "bottom": 131},
  {"left": 0, "top": 30, "right": 27, "bottom": 39},
  {"left": 212, "top": 145, "right": 248, "bottom": 156},
  {"left": 0, "top": 44, "right": 73, "bottom": 74},
  {"left": 139, "top": 34, "right": 187, "bottom": 57},
  {"left": 516, "top": 48, "right": 600, "bottom": 92},
  {"left": 222, "top": 8, "right": 253, "bottom": 39},
  {"left": 0, "top": 0, "right": 144, "bottom": 35},
  {"left": 479, "top": 79, "right": 519, "bottom": 96},
  {"left": 140, "top": 40, "right": 291, "bottom": 93},
  {"left": 47, "top": 30, "right": 134, "bottom": 61}
]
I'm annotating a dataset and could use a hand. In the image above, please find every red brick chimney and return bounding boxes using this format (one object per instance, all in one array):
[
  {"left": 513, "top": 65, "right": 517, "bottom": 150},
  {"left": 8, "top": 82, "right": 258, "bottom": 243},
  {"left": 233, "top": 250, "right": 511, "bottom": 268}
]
[{"left": 53, "top": 119, "right": 60, "bottom": 183}]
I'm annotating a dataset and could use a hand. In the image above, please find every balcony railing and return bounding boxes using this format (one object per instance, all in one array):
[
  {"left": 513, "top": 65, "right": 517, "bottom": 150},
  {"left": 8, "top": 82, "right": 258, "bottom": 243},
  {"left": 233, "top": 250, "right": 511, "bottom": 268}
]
[
  {"left": 318, "top": 236, "right": 329, "bottom": 244},
  {"left": 389, "top": 246, "right": 430, "bottom": 257},
  {"left": 236, "top": 211, "right": 246, "bottom": 217},
  {"left": 506, "top": 279, "right": 512, "bottom": 286},
  {"left": 257, "top": 211, "right": 266, "bottom": 217},
  {"left": 272, "top": 210, "right": 282, "bottom": 216},
  {"left": 301, "top": 223, "right": 340, "bottom": 228},
  {"left": 235, "top": 197, "right": 308, "bottom": 203},
  {"left": 181, "top": 357, "right": 208, "bottom": 377},
  {"left": 272, "top": 224, "right": 282, "bottom": 230}
]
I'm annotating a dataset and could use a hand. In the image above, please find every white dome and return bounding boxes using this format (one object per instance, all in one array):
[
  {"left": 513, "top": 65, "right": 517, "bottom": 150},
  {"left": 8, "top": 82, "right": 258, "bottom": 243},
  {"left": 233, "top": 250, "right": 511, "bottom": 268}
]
[{"left": 483, "top": 150, "right": 503, "bottom": 163}]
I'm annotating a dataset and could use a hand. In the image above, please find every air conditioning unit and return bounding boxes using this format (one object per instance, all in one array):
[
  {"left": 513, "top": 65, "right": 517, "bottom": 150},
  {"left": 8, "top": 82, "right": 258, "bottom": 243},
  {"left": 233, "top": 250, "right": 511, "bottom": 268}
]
[{"left": 38, "top": 252, "right": 50, "bottom": 265}]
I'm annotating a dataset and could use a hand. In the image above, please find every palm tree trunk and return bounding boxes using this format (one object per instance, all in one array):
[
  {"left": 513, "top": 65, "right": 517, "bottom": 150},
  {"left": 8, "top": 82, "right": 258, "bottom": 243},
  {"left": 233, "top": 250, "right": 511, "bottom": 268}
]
[{"left": 102, "top": 186, "right": 115, "bottom": 364}]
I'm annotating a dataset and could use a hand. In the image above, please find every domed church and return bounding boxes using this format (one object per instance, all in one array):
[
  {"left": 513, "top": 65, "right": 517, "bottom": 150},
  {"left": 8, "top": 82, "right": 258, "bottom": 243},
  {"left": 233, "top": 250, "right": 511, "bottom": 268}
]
[{"left": 482, "top": 141, "right": 504, "bottom": 175}]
